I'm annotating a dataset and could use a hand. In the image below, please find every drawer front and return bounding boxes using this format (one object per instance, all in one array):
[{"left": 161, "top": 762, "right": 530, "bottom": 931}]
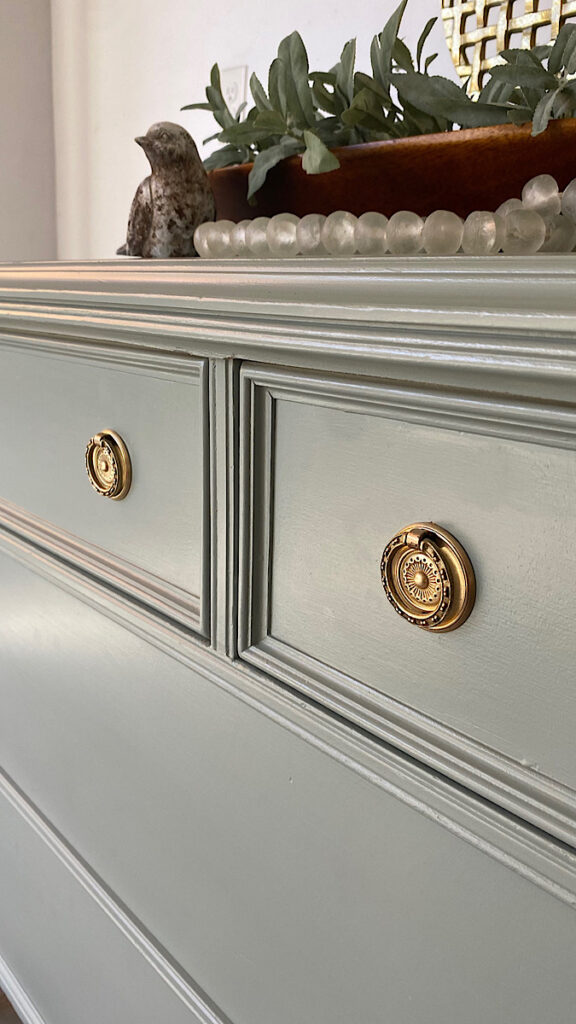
[
  {"left": 2, "top": 546, "right": 576, "bottom": 1024},
  {"left": 239, "top": 364, "right": 576, "bottom": 839},
  {"left": 0, "top": 341, "right": 209, "bottom": 633}
]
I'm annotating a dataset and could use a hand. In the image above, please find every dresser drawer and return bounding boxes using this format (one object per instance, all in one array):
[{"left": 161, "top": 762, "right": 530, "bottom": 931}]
[
  {"left": 239, "top": 364, "right": 576, "bottom": 838},
  {"left": 2, "top": 546, "right": 576, "bottom": 1024},
  {"left": 0, "top": 342, "right": 209, "bottom": 634}
]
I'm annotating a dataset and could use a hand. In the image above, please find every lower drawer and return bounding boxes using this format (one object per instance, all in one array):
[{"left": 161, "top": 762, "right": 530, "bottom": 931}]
[{"left": 2, "top": 545, "right": 576, "bottom": 1024}]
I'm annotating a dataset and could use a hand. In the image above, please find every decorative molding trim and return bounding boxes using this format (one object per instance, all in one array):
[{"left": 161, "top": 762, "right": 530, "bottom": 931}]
[
  {"left": 0, "top": 499, "right": 205, "bottom": 636},
  {"left": 0, "top": 955, "right": 46, "bottom": 1024},
  {"left": 1, "top": 527, "right": 576, "bottom": 908},
  {"left": 237, "top": 362, "right": 576, "bottom": 848},
  {"left": 2, "top": 259, "right": 576, "bottom": 401},
  {"left": 209, "top": 359, "right": 240, "bottom": 657},
  {"left": 0, "top": 772, "right": 232, "bottom": 1024},
  {"left": 0, "top": 329, "right": 204, "bottom": 383},
  {"left": 250, "top": 362, "right": 576, "bottom": 450}
]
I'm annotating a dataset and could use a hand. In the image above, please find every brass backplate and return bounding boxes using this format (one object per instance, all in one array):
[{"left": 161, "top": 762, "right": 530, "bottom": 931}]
[
  {"left": 85, "top": 429, "right": 132, "bottom": 500},
  {"left": 441, "top": 0, "right": 576, "bottom": 93},
  {"left": 381, "top": 522, "right": 476, "bottom": 633}
]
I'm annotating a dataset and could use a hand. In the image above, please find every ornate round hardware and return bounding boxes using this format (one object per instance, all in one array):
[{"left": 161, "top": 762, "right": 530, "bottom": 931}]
[
  {"left": 85, "top": 430, "right": 132, "bottom": 500},
  {"left": 381, "top": 523, "right": 475, "bottom": 633}
]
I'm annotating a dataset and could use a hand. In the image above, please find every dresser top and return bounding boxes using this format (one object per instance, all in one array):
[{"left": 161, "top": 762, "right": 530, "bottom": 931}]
[{"left": 0, "top": 257, "right": 574, "bottom": 401}]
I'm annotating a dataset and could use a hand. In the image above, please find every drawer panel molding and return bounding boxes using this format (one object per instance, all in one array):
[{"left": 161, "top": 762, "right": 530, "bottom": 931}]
[
  {"left": 0, "top": 498, "right": 204, "bottom": 633},
  {"left": 0, "top": 338, "right": 210, "bottom": 635},
  {"left": 238, "top": 363, "right": 576, "bottom": 845}
]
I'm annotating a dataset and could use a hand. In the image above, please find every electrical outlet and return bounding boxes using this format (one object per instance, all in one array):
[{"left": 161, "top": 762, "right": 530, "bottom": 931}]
[{"left": 220, "top": 66, "right": 249, "bottom": 118}]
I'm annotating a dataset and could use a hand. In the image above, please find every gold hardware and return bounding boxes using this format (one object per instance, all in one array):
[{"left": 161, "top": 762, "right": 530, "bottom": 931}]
[
  {"left": 381, "top": 522, "right": 475, "bottom": 633},
  {"left": 441, "top": 0, "right": 576, "bottom": 94},
  {"left": 85, "top": 430, "right": 132, "bottom": 500}
]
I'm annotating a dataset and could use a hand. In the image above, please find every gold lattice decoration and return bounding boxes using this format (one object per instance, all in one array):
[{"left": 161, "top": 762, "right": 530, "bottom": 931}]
[{"left": 441, "top": 0, "right": 576, "bottom": 93}]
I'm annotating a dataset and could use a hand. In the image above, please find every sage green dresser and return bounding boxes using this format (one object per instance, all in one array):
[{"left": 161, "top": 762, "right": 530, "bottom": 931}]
[{"left": 0, "top": 258, "right": 575, "bottom": 1024}]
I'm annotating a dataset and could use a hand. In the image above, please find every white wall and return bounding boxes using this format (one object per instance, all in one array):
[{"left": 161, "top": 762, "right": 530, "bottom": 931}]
[
  {"left": 0, "top": 0, "right": 56, "bottom": 261},
  {"left": 51, "top": 0, "right": 454, "bottom": 259}
]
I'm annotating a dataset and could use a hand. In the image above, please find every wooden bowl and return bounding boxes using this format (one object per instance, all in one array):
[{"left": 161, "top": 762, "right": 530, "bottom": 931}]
[{"left": 209, "top": 118, "right": 576, "bottom": 222}]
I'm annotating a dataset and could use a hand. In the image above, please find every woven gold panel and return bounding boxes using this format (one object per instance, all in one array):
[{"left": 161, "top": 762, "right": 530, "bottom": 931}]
[{"left": 441, "top": 0, "right": 576, "bottom": 93}]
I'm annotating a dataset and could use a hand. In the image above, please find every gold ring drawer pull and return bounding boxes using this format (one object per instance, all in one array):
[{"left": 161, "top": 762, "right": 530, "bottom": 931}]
[
  {"left": 85, "top": 430, "right": 132, "bottom": 500},
  {"left": 381, "top": 522, "right": 476, "bottom": 633}
]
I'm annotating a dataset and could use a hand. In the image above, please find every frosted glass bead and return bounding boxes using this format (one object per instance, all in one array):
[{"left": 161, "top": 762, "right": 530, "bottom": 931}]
[
  {"left": 461, "top": 211, "right": 504, "bottom": 255},
  {"left": 296, "top": 214, "right": 326, "bottom": 255},
  {"left": 422, "top": 210, "right": 463, "bottom": 255},
  {"left": 501, "top": 209, "right": 546, "bottom": 254},
  {"left": 561, "top": 177, "right": 576, "bottom": 222},
  {"left": 386, "top": 211, "right": 424, "bottom": 254},
  {"left": 522, "top": 174, "right": 561, "bottom": 217},
  {"left": 495, "top": 198, "right": 523, "bottom": 218},
  {"left": 193, "top": 222, "right": 212, "bottom": 258},
  {"left": 229, "top": 219, "right": 251, "bottom": 257},
  {"left": 355, "top": 212, "right": 388, "bottom": 255},
  {"left": 267, "top": 213, "right": 300, "bottom": 256},
  {"left": 245, "top": 217, "right": 271, "bottom": 256},
  {"left": 321, "top": 211, "right": 358, "bottom": 255},
  {"left": 540, "top": 213, "right": 576, "bottom": 253},
  {"left": 206, "top": 220, "right": 235, "bottom": 258}
]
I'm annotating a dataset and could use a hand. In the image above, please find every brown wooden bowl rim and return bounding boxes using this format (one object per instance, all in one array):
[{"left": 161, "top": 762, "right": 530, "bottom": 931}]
[{"left": 208, "top": 117, "right": 576, "bottom": 179}]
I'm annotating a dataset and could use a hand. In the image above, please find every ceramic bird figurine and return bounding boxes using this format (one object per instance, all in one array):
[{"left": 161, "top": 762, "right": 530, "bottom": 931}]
[{"left": 117, "top": 122, "right": 215, "bottom": 257}]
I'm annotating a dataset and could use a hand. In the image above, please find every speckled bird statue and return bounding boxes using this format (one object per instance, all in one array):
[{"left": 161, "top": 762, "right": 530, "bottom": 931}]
[{"left": 117, "top": 122, "right": 215, "bottom": 258}]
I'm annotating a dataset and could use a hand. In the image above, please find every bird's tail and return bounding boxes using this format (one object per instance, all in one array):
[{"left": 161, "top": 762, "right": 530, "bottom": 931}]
[{"left": 116, "top": 243, "right": 127, "bottom": 256}]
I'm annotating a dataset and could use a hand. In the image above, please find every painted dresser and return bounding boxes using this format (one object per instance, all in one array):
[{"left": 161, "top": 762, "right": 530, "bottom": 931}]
[{"left": 0, "top": 258, "right": 575, "bottom": 1024}]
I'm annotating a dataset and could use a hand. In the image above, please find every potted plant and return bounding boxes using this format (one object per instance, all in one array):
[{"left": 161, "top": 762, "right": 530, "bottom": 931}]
[{"left": 182, "top": 2, "right": 576, "bottom": 220}]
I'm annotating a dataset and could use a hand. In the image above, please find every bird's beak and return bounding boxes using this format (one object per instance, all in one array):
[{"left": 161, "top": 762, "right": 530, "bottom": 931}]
[{"left": 135, "top": 136, "right": 147, "bottom": 148}]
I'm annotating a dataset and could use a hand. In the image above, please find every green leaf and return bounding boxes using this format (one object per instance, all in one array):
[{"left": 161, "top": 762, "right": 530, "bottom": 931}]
[
  {"left": 277, "top": 31, "right": 316, "bottom": 127},
  {"left": 202, "top": 130, "right": 223, "bottom": 144},
  {"left": 393, "top": 72, "right": 509, "bottom": 127},
  {"left": 341, "top": 88, "right": 390, "bottom": 130},
  {"left": 301, "top": 130, "right": 340, "bottom": 174},
  {"left": 548, "top": 23, "right": 576, "bottom": 73},
  {"left": 392, "top": 37, "right": 414, "bottom": 72},
  {"left": 417, "top": 17, "right": 436, "bottom": 72},
  {"left": 489, "top": 63, "right": 557, "bottom": 89},
  {"left": 498, "top": 48, "right": 543, "bottom": 67},
  {"left": 506, "top": 105, "right": 533, "bottom": 125},
  {"left": 562, "top": 28, "right": 576, "bottom": 73},
  {"left": 312, "top": 83, "right": 336, "bottom": 113},
  {"left": 532, "top": 88, "right": 559, "bottom": 134},
  {"left": 204, "top": 145, "right": 246, "bottom": 171},
  {"left": 247, "top": 136, "right": 301, "bottom": 198},
  {"left": 254, "top": 109, "right": 288, "bottom": 133},
  {"left": 370, "top": 0, "right": 409, "bottom": 95},
  {"left": 268, "top": 58, "right": 286, "bottom": 116},
  {"left": 401, "top": 97, "right": 446, "bottom": 134},
  {"left": 250, "top": 73, "right": 273, "bottom": 111},
  {"left": 219, "top": 121, "right": 273, "bottom": 144},
  {"left": 478, "top": 76, "right": 516, "bottom": 105},
  {"left": 354, "top": 71, "right": 388, "bottom": 101},
  {"left": 181, "top": 101, "right": 213, "bottom": 111},
  {"left": 335, "top": 39, "right": 357, "bottom": 104},
  {"left": 424, "top": 53, "right": 438, "bottom": 73}
]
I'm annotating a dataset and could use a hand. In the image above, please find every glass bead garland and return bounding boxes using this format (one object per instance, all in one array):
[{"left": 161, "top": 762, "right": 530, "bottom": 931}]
[{"left": 195, "top": 174, "right": 576, "bottom": 258}]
